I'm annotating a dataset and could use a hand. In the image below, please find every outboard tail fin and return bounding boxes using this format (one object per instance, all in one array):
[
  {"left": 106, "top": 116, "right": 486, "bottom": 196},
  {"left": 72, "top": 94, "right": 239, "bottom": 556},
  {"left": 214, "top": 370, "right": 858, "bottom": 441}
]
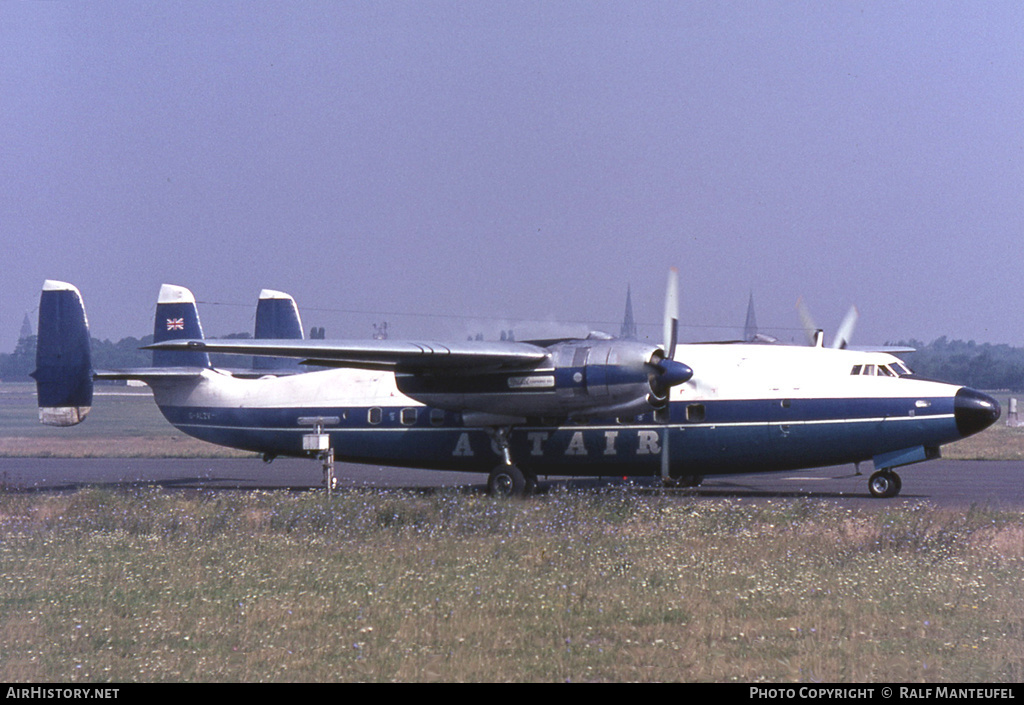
[
  {"left": 32, "top": 281, "right": 93, "bottom": 426},
  {"left": 253, "top": 289, "right": 303, "bottom": 372},
  {"left": 152, "top": 284, "right": 210, "bottom": 368}
]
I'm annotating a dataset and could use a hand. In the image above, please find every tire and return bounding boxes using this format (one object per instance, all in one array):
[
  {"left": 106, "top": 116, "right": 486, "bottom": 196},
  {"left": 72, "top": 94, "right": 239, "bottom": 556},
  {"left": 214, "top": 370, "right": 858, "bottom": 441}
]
[
  {"left": 868, "top": 470, "right": 901, "bottom": 498},
  {"left": 488, "top": 464, "right": 527, "bottom": 498}
]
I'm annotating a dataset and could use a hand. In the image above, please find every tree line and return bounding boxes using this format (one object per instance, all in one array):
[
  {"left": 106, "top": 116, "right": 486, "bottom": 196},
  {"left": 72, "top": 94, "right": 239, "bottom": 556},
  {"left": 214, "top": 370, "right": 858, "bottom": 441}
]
[{"left": 895, "top": 337, "right": 1024, "bottom": 391}]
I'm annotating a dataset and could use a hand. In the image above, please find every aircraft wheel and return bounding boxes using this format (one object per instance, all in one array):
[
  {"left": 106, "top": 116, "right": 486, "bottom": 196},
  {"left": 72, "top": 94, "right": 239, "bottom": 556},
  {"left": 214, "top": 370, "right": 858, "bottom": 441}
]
[
  {"left": 488, "top": 465, "right": 527, "bottom": 498},
  {"left": 868, "top": 470, "right": 901, "bottom": 498}
]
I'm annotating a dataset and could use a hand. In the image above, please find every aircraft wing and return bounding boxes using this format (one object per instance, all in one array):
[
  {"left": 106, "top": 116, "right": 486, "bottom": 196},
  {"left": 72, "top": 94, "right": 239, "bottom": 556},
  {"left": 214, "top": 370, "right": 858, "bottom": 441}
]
[{"left": 143, "top": 339, "right": 551, "bottom": 373}]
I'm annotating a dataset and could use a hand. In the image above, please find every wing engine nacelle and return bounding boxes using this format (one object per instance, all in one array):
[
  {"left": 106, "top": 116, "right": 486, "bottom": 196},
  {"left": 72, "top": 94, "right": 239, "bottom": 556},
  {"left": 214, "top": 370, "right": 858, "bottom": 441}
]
[{"left": 395, "top": 338, "right": 692, "bottom": 420}]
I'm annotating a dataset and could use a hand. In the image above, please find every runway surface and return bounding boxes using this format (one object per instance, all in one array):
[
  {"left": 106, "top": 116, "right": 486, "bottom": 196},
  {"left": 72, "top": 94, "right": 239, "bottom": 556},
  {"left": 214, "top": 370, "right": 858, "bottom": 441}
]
[{"left": 1, "top": 457, "right": 1021, "bottom": 508}]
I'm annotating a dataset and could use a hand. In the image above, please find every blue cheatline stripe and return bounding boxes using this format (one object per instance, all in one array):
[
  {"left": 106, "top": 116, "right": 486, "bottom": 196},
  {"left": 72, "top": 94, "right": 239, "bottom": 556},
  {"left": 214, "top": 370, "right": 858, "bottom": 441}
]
[
  {"left": 155, "top": 395, "right": 963, "bottom": 478},
  {"left": 156, "top": 395, "right": 955, "bottom": 428}
]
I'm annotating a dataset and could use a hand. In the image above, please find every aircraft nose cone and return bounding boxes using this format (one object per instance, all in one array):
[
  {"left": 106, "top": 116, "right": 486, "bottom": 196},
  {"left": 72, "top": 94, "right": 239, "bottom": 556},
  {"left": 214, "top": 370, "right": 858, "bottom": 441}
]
[{"left": 955, "top": 388, "right": 1001, "bottom": 437}]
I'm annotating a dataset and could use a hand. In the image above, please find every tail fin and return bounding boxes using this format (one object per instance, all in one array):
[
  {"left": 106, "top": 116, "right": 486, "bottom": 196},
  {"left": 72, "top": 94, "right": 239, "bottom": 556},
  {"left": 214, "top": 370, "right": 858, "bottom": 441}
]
[
  {"left": 254, "top": 289, "right": 304, "bottom": 372},
  {"left": 152, "top": 284, "right": 210, "bottom": 368},
  {"left": 32, "top": 281, "right": 93, "bottom": 426}
]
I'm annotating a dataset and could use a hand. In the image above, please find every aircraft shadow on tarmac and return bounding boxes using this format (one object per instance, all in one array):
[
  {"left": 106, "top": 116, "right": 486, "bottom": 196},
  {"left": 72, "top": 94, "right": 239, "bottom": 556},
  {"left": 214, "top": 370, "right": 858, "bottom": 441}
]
[
  {"left": 0, "top": 470, "right": 918, "bottom": 500},
  {"left": 61, "top": 477, "right": 897, "bottom": 501}
]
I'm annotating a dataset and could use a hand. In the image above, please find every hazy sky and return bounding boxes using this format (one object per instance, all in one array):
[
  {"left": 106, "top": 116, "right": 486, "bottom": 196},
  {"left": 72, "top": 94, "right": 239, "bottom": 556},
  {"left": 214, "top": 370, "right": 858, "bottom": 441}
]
[{"left": 3, "top": 1, "right": 1023, "bottom": 354}]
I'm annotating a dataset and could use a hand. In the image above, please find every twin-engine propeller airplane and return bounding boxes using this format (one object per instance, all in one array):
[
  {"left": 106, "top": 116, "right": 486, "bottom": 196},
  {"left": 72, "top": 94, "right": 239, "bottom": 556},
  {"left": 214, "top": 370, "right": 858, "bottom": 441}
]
[{"left": 33, "top": 272, "right": 1000, "bottom": 498}]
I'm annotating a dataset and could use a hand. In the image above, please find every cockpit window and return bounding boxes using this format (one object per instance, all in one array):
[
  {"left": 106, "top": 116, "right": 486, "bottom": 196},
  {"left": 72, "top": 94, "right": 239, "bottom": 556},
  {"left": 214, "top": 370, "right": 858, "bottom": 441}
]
[
  {"left": 850, "top": 362, "right": 912, "bottom": 377},
  {"left": 891, "top": 361, "right": 913, "bottom": 376}
]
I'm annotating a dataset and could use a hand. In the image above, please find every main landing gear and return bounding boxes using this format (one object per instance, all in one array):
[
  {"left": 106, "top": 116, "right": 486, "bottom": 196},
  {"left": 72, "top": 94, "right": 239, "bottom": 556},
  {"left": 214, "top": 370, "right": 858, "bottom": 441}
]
[
  {"left": 868, "top": 469, "right": 902, "bottom": 498},
  {"left": 488, "top": 464, "right": 526, "bottom": 497},
  {"left": 485, "top": 426, "right": 536, "bottom": 498}
]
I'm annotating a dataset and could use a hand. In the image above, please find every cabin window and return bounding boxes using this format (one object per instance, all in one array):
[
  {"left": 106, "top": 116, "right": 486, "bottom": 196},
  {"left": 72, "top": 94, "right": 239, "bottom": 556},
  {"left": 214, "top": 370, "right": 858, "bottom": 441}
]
[
  {"left": 430, "top": 408, "right": 445, "bottom": 426},
  {"left": 368, "top": 407, "right": 382, "bottom": 425},
  {"left": 780, "top": 399, "right": 792, "bottom": 409},
  {"left": 685, "top": 403, "right": 705, "bottom": 423},
  {"left": 655, "top": 407, "right": 671, "bottom": 423},
  {"left": 400, "top": 408, "right": 418, "bottom": 426}
]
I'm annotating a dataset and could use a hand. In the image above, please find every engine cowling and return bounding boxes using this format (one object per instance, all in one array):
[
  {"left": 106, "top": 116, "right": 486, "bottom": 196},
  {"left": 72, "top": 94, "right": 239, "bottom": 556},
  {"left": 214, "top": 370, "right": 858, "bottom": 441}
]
[{"left": 395, "top": 338, "right": 692, "bottom": 420}]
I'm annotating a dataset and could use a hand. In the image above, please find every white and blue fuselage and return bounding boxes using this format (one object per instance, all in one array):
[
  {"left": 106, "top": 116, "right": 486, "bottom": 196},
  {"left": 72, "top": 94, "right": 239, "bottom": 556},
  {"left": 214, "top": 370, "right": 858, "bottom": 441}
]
[
  {"left": 33, "top": 279, "right": 1000, "bottom": 497},
  {"left": 148, "top": 343, "right": 990, "bottom": 479}
]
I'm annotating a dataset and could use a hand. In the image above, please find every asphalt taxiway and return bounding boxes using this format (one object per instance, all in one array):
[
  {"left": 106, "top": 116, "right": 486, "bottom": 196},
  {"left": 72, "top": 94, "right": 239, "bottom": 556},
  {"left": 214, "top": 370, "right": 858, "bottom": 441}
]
[{"left": 0, "top": 457, "right": 1021, "bottom": 508}]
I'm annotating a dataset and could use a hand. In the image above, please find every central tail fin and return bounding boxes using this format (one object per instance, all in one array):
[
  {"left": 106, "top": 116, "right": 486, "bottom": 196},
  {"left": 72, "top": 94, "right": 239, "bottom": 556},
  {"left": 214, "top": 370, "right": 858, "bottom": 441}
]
[
  {"left": 32, "top": 281, "right": 93, "bottom": 426},
  {"left": 152, "top": 284, "right": 210, "bottom": 368},
  {"left": 253, "top": 289, "right": 304, "bottom": 372}
]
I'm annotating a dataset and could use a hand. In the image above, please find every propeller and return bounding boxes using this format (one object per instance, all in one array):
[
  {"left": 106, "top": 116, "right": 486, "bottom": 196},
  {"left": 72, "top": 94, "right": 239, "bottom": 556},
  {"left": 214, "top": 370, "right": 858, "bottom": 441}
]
[
  {"left": 663, "top": 267, "right": 679, "bottom": 360},
  {"left": 797, "top": 298, "right": 858, "bottom": 349},
  {"left": 648, "top": 267, "right": 692, "bottom": 406},
  {"left": 833, "top": 305, "right": 859, "bottom": 350}
]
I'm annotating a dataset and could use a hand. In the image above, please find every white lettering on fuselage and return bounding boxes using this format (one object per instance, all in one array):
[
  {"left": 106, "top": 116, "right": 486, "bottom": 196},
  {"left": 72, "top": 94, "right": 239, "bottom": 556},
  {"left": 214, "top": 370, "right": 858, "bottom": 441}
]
[
  {"left": 637, "top": 430, "right": 661, "bottom": 455},
  {"left": 565, "top": 431, "right": 587, "bottom": 455},
  {"left": 603, "top": 431, "right": 618, "bottom": 455},
  {"left": 452, "top": 429, "right": 664, "bottom": 458},
  {"left": 528, "top": 432, "right": 549, "bottom": 456},
  {"left": 453, "top": 433, "right": 474, "bottom": 456}
]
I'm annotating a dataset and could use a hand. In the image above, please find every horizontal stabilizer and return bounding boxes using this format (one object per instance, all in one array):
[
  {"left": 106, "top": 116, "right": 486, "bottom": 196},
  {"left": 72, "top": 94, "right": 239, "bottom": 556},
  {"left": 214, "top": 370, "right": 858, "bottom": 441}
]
[{"left": 95, "top": 367, "right": 208, "bottom": 382}]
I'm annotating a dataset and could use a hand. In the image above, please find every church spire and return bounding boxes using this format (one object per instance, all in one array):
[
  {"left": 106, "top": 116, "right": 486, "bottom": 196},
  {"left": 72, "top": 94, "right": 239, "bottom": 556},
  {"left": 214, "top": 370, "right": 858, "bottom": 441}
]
[
  {"left": 620, "top": 285, "right": 637, "bottom": 340},
  {"left": 19, "top": 312, "right": 33, "bottom": 341}
]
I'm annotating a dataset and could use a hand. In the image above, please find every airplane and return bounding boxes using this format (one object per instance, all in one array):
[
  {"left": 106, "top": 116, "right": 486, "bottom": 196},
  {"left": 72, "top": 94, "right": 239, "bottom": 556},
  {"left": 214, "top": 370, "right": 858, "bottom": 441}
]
[
  {"left": 251, "top": 289, "right": 304, "bottom": 374},
  {"left": 32, "top": 272, "right": 1001, "bottom": 498}
]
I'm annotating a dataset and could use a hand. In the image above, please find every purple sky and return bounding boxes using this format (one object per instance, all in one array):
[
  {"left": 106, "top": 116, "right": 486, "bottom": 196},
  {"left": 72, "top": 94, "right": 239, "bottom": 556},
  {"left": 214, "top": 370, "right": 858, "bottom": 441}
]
[{"left": 4, "top": 2, "right": 1023, "bottom": 353}]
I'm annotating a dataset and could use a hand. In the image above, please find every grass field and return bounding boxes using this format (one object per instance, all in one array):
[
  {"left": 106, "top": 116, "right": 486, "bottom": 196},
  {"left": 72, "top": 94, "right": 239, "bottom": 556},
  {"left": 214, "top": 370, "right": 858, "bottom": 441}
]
[
  {"left": 2, "top": 383, "right": 1023, "bottom": 682},
  {"left": 0, "top": 489, "right": 1021, "bottom": 682}
]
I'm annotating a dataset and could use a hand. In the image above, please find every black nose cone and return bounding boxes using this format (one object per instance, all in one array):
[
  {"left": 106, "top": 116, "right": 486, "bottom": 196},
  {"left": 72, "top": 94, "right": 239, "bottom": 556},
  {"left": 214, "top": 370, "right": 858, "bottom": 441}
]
[{"left": 955, "top": 388, "right": 1001, "bottom": 437}]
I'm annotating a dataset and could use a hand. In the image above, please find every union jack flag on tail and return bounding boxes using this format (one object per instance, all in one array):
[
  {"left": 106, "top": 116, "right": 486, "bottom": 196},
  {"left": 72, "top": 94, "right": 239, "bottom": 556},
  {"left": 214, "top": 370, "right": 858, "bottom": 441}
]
[{"left": 153, "top": 284, "right": 209, "bottom": 368}]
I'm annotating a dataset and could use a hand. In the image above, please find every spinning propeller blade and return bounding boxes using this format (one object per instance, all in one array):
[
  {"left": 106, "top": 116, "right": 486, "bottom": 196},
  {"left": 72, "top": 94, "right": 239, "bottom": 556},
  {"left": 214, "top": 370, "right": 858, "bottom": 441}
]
[
  {"left": 648, "top": 267, "right": 692, "bottom": 405},
  {"left": 797, "top": 298, "right": 858, "bottom": 349},
  {"left": 832, "top": 305, "right": 859, "bottom": 350},
  {"left": 663, "top": 267, "right": 679, "bottom": 360}
]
